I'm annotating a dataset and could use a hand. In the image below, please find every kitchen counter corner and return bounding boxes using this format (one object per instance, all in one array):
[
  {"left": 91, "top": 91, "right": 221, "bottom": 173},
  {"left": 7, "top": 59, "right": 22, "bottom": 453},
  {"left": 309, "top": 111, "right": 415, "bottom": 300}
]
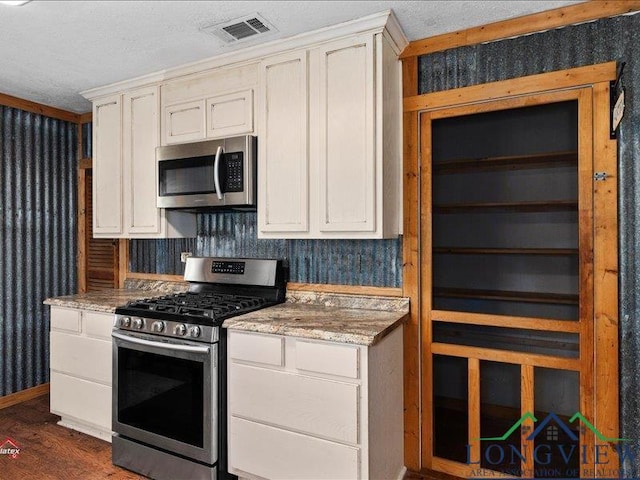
[
  {"left": 223, "top": 292, "right": 409, "bottom": 346},
  {"left": 43, "top": 280, "right": 189, "bottom": 313}
]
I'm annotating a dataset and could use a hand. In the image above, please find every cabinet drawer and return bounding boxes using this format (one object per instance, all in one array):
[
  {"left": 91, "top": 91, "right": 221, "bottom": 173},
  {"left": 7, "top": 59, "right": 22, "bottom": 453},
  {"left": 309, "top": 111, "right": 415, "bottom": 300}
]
[
  {"left": 50, "top": 371, "right": 111, "bottom": 432},
  {"left": 296, "top": 340, "right": 359, "bottom": 378},
  {"left": 83, "top": 311, "right": 114, "bottom": 340},
  {"left": 230, "top": 364, "right": 359, "bottom": 443},
  {"left": 229, "top": 417, "right": 359, "bottom": 480},
  {"left": 50, "top": 331, "right": 112, "bottom": 384},
  {"left": 50, "top": 307, "right": 81, "bottom": 333},
  {"left": 229, "top": 331, "right": 283, "bottom": 366}
]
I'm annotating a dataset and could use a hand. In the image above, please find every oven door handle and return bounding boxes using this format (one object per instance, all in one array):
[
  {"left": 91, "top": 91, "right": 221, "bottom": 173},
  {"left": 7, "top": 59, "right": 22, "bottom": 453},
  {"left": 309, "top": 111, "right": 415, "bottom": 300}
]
[
  {"left": 112, "top": 331, "right": 211, "bottom": 354},
  {"left": 213, "top": 145, "right": 223, "bottom": 200}
]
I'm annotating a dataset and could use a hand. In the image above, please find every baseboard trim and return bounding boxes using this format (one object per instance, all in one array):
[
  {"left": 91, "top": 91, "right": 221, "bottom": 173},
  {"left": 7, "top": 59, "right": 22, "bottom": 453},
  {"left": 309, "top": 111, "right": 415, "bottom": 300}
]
[{"left": 0, "top": 383, "right": 50, "bottom": 410}]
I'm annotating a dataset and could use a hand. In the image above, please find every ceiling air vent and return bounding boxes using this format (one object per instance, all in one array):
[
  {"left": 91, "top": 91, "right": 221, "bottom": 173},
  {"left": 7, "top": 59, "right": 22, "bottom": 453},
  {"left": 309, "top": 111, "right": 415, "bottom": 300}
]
[{"left": 201, "top": 14, "right": 276, "bottom": 44}]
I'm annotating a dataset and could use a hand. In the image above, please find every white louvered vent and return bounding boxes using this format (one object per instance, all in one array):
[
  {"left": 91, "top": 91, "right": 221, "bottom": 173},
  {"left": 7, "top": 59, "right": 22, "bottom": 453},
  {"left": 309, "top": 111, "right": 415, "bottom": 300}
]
[{"left": 201, "top": 14, "right": 276, "bottom": 43}]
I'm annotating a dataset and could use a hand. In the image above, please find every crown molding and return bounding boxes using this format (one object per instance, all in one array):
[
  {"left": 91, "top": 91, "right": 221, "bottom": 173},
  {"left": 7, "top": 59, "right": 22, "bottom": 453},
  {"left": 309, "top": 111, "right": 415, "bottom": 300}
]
[{"left": 82, "top": 10, "right": 402, "bottom": 101}]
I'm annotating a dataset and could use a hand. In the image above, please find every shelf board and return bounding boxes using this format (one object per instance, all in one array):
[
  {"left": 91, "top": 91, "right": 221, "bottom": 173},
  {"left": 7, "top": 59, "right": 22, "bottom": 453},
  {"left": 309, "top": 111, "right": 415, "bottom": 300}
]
[
  {"left": 433, "top": 247, "right": 578, "bottom": 256},
  {"left": 433, "top": 150, "right": 578, "bottom": 174},
  {"left": 434, "top": 200, "right": 578, "bottom": 213},
  {"left": 433, "top": 287, "right": 579, "bottom": 305}
]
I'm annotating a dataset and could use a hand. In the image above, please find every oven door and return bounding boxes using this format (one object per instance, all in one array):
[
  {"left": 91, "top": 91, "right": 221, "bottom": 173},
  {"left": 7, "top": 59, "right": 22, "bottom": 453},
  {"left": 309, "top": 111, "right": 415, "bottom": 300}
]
[{"left": 112, "top": 330, "right": 217, "bottom": 465}]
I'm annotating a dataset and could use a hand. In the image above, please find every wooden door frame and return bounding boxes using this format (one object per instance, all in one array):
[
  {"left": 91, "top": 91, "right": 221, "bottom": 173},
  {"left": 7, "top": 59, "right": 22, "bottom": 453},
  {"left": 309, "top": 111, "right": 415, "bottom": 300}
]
[{"left": 401, "top": 62, "right": 619, "bottom": 473}]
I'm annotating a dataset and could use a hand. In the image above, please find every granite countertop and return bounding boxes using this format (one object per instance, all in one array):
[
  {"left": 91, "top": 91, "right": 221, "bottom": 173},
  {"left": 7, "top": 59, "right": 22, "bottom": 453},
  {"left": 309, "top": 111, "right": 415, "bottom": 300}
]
[
  {"left": 223, "top": 291, "right": 409, "bottom": 346},
  {"left": 43, "top": 279, "right": 189, "bottom": 313},
  {"left": 43, "top": 289, "right": 167, "bottom": 313},
  {"left": 44, "top": 281, "right": 410, "bottom": 345}
]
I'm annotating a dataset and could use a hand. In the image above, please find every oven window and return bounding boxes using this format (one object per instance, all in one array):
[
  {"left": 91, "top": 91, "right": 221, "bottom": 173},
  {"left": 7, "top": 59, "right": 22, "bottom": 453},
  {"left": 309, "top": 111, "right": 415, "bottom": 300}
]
[
  {"left": 117, "top": 347, "right": 204, "bottom": 447},
  {"left": 159, "top": 156, "right": 216, "bottom": 196}
]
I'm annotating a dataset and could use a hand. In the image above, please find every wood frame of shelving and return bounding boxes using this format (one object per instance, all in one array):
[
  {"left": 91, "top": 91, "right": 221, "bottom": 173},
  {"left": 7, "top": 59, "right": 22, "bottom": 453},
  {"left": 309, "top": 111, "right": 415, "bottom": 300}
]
[
  {"left": 433, "top": 150, "right": 578, "bottom": 174},
  {"left": 401, "top": 63, "right": 618, "bottom": 477}
]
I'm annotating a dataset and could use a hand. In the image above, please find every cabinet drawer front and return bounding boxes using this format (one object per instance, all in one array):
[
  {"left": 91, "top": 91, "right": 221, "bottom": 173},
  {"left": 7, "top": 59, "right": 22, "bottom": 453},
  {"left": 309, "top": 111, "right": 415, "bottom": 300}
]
[
  {"left": 229, "top": 331, "right": 283, "bottom": 366},
  {"left": 206, "top": 89, "right": 253, "bottom": 138},
  {"left": 295, "top": 340, "right": 359, "bottom": 378},
  {"left": 229, "top": 417, "right": 359, "bottom": 479},
  {"left": 50, "top": 307, "right": 81, "bottom": 333},
  {"left": 83, "top": 311, "right": 115, "bottom": 340},
  {"left": 50, "top": 331, "right": 112, "bottom": 384},
  {"left": 230, "top": 364, "right": 359, "bottom": 443},
  {"left": 50, "top": 371, "right": 111, "bottom": 432},
  {"left": 163, "top": 100, "right": 205, "bottom": 144}
]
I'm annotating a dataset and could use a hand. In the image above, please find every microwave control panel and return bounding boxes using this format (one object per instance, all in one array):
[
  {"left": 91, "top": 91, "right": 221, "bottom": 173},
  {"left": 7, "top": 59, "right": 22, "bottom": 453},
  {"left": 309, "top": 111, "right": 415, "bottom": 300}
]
[{"left": 225, "top": 152, "right": 244, "bottom": 192}]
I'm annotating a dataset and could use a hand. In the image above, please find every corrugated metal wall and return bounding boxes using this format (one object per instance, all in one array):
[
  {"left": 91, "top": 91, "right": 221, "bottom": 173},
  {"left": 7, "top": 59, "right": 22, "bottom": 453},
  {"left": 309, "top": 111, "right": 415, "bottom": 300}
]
[
  {"left": 417, "top": 13, "right": 640, "bottom": 475},
  {"left": 129, "top": 212, "right": 402, "bottom": 287},
  {"left": 0, "top": 106, "right": 77, "bottom": 396},
  {"left": 81, "top": 122, "right": 91, "bottom": 159}
]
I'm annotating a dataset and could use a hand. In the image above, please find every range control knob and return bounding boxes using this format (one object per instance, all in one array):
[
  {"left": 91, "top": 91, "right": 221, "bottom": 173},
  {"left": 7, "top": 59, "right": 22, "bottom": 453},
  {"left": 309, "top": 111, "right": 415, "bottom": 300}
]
[
  {"left": 120, "top": 317, "right": 131, "bottom": 328},
  {"left": 189, "top": 326, "right": 201, "bottom": 338},
  {"left": 133, "top": 318, "right": 145, "bottom": 329},
  {"left": 152, "top": 321, "right": 165, "bottom": 333},
  {"left": 174, "top": 324, "right": 187, "bottom": 336}
]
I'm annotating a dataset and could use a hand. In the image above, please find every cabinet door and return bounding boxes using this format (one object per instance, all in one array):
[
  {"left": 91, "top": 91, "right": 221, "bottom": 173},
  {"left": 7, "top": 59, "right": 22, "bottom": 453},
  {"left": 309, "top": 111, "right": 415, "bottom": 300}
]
[
  {"left": 123, "top": 86, "right": 163, "bottom": 235},
  {"left": 258, "top": 51, "right": 309, "bottom": 234},
  {"left": 93, "top": 95, "right": 123, "bottom": 236},
  {"left": 162, "top": 99, "right": 205, "bottom": 145},
  {"left": 314, "top": 35, "right": 376, "bottom": 233},
  {"left": 206, "top": 89, "right": 253, "bottom": 138}
]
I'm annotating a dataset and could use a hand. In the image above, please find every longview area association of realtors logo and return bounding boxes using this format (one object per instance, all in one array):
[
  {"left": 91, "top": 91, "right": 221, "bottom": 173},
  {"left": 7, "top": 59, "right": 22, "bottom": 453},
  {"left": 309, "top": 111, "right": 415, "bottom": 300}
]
[{"left": 465, "top": 411, "right": 634, "bottom": 479}]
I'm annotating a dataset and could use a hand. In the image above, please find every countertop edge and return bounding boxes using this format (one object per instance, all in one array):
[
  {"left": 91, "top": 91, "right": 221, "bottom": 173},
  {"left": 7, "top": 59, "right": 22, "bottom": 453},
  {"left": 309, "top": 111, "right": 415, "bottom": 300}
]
[
  {"left": 224, "top": 311, "right": 408, "bottom": 347},
  {"left": 43, "top": 298, "right": 118, "bottom": 313}
]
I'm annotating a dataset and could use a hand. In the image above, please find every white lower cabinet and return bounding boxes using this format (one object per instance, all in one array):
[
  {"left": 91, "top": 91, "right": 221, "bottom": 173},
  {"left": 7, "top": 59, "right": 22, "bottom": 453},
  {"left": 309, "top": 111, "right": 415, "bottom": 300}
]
[
  {"left": 227, "top": 328, "right": 404, "bottom": 480},
  {"left": 49, "top": 306, "right": 113, "bottom": 442}
]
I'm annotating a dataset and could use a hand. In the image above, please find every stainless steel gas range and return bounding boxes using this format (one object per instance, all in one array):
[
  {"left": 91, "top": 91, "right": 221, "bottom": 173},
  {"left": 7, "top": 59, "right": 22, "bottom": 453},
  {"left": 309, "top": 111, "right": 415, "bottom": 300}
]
[{"left": 111, "top": 257, "right": 286, "bottom": 480}]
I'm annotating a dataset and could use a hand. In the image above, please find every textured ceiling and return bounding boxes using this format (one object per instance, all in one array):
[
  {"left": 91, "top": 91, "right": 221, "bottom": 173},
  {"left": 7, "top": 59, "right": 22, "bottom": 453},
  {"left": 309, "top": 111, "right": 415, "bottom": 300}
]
[{"left": 0, "top": 0, "right": 581, "bottom": 113}]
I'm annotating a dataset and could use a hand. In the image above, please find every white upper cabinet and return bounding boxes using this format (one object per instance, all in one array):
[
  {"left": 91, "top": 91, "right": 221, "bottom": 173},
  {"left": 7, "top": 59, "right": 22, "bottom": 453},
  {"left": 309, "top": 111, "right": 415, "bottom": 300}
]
[
  {"left": 123, "top": 86, "right": 162, "bottom": 234},
  {"left": 163, "top": 99, "right": 206, "bottom": 145},
  {"left": 91, "top": 85, "right": 196, "bottom": 239},
  {"left": 93, "top": 95, "right": 123, "bottom": 236},
  {"left": 315, "top": 35, "right": 376, "bottom": 233},
  {"left": 258, "top": 51, "right": 309, "bottom": 233},
  {"left": 161, "top": 64, "right": 258, "bottom": 145},
  {"left": 82, "top": 11, "right": 407, "bottom": 240},
  {"left": 258, "top": 28, "right": 403, "bottom": 239},
  {"left": 206, "top": 89, "right": 253, "bottom": 138}
]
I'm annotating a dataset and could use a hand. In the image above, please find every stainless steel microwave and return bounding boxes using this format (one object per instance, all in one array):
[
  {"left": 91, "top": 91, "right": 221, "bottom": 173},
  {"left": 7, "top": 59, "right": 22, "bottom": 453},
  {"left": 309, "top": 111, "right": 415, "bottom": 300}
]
[{"left": 156, "top": 135, "right": 257, "bottom": 210}]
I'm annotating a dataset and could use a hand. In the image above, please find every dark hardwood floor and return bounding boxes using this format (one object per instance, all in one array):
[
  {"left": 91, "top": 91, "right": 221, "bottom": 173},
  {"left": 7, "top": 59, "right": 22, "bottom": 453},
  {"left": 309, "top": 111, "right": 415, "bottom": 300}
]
[
  {"left": 0, "top": 394, "right": 144, "bottom": 479},
  {"left": 0, "top": 393, "right": 457, "bottom": 480}
]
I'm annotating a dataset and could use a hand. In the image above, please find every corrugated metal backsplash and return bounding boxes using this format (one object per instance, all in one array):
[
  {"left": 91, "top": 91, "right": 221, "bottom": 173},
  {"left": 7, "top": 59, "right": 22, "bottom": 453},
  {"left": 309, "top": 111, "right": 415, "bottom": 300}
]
[
  {"left": 418, "top": 13, "right": 640, "bottom": 475},
  {"left": 0, "top": 106, "right": 77, "bottom": 396},
  {"left": 129, "top": 212, "right": 402, "bottom": 287}
]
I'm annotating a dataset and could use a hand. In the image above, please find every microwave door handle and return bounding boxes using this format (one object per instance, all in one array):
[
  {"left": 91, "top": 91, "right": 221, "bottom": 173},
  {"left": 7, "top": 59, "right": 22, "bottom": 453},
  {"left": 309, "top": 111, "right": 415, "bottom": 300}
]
[
  {"left": 112, "top": 331, "right": 211, "bottom": 354},
  {"left": 214, "top": 146, "right": 223, "bottom": 200}
]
